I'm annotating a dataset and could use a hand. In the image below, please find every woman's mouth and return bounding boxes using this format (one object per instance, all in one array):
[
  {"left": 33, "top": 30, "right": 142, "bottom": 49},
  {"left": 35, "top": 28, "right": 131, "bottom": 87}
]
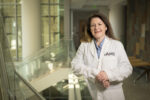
[{"left": 95, "top": 31, "right": 101, "bottom": 34}]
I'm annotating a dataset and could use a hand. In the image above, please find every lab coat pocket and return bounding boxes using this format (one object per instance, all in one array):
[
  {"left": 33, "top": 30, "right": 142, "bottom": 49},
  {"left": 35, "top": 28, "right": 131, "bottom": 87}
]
[{"left": 102, "top": 56, "right": 118, "bottom": 70}]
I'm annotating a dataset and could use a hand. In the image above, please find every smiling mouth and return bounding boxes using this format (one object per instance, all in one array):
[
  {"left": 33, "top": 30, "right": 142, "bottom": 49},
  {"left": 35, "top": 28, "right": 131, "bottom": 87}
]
[{"left": 95, "top": 31, "right": 101, "bottom": 33}]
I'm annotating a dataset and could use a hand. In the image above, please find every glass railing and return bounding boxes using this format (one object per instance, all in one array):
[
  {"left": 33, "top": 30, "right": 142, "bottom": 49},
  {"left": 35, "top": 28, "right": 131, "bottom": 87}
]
[
  {"left": 15, "top": 38, "right": 92, "bottom": 100},
  {"left": 0, "top": 37, "right": 45, "bottom": 100},
  {"left": 41, "top": 74, "right": 92, "bottom": 100},
  {"left": 0, "top": 13, "right": 45, "bottom": 100},
  {"left": 14, "top": 39, "right": 77, "bottom": 100},
  {"left": 15, "top": 39, "right": 76, "bottom": 82},
  {"left": 0, "top": 12, "right": 15, "bottom": 100},
  {"left": 0, "top": 6, "right": 91, "bottom": 99},
  {"left": 15, "top": 70, "right": 45, "bottom": 100},
  {"left": 42, "top": 79, "right": 69, "bottom": 100},
  {"left": 78, "top": 77, "right": 92, "bottom": 100}
]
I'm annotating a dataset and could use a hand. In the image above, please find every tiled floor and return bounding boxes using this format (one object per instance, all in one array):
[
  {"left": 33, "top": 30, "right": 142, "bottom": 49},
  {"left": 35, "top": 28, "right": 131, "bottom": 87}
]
[{"left": 123, "top": 68, "right": 150, "bottom": 100}]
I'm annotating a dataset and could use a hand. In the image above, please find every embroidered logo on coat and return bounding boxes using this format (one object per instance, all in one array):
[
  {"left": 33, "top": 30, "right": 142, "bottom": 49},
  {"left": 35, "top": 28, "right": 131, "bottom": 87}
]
[{"left": 104, "top": 52, "right": 115, "bottom": 56}]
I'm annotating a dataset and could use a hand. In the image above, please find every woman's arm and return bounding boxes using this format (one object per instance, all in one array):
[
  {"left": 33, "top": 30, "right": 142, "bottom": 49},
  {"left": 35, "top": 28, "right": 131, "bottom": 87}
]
[
  {"left": 104, "top": 42, "right": 133, "bottom": 82},
  {"left": 71, "top": 43, "right": 99, "bottom": 79}
]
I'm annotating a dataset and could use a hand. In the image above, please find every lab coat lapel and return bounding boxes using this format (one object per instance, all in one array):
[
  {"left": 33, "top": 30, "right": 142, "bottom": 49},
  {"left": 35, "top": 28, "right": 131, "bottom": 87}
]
[
  {"left": 90, "top": 40, "right": 98, "bottom": 60},
  {"left": 99, "top": 36, "right": 111, "bottom": 60},
  {"left": 89, "top": 37, "right": 111, "bottom": 61}
]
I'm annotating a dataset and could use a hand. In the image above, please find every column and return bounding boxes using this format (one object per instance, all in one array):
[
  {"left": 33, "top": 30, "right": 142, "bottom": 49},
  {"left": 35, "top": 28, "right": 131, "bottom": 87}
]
[{"left": 22, "top": 0, "right": 41, "bottom": 58}]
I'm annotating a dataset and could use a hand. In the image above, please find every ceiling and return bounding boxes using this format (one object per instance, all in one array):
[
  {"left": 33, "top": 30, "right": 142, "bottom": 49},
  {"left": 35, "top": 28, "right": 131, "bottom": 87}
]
[{"left": 71, "top": 0, "right": 127, "bottom": 10}]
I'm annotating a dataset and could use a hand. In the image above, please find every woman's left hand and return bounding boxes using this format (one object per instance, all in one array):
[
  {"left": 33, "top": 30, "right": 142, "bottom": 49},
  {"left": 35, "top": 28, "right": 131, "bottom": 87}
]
[
  {"left": 96, "top": 71, "right": 109, "bottom": 82},
  {"left": 96, "top": 71, "right": 110, "bottom": 88},
  {"left": 102, "top": 80, "right": 110, "bottom": 88}
]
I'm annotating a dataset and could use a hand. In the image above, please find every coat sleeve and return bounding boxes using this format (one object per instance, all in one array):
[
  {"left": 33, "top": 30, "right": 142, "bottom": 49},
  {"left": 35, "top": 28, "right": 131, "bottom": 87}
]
[
  {"left": 71, "top": 43, "right": 99, "bottom": 79},
  {"left": 104, "top": 42, "right": 133, "bottom": 82}
]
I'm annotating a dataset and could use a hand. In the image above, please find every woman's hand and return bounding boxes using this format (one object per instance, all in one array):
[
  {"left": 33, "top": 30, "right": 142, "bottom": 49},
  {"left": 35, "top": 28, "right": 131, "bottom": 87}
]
[
  {"left": 102, "top": 80, "right": 110, "bottom": 88},
  {"left": 96, "top": 71, "right": 109, "bottom": 81},
  {"left": 96, "top": 71, "right": 110, "bottom": 88}
]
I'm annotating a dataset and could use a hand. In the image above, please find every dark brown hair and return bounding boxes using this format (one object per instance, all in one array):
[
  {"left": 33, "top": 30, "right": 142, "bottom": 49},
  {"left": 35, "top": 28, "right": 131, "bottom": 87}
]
[{"left": 87, "top": 13, "right": 115, "bottom": 39}]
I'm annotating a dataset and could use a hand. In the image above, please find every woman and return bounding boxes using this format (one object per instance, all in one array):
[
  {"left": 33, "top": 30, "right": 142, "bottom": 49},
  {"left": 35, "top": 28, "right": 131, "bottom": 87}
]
[{"left": 71, "top": 13, "right": 132, "bottom": 100}]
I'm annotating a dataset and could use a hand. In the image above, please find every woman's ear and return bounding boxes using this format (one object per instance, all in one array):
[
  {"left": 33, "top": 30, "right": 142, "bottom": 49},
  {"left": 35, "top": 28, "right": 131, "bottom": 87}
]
[{"left": 105, "top": 27, "right": 107, "bottom": 31}]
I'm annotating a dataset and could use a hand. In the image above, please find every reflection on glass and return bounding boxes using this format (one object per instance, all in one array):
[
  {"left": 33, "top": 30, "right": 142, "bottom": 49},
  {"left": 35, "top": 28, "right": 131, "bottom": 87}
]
[
  {"left": 17, "top": 0, "right": 21, "bottom": 3},
  {"left": 15, "top": 73, "right": 43, "bottom": 100},
  {"left": 17, "top": 5, "right": 21, "bottom": 16},
  {"left": 4, "top": 18, "right": 17, "bottom": 59},
  {"left": 16, "top": 39, "right": 75, "bottom": 81},
  {"left": 41, "top": 0, "right": 49, "bottom": 3},
  {"left": 42, "top": 79, "right": 68, "bottom": 100},
  {"left": 15, "top": 39, "right": 93, "bottom": 99},
  {"left": 1, "top": 0, "right": 64, "bottom": 60},
  {"left": 41, "top": 0, "right": 62, "bottom": 48},
  {"left": 1, "top": 0, "right": 21, "bottom": 61},
  {"left": 3, "top": 5, "right": 15, "bottom": 16},
  {"left": 1, "top": 0, "right": 15, "bottom": 3},
  {"left": 41, "top": 18, "right": 49, "bottom": 47},
  {"left": 78, "top": 77, "right": 92, "bottom": 100},
  {"left": 17, "top": 17, "right": 22, "bottom": 60},
  {"left": 11, "top": 39, "right": 16, "bottom": 50},
  {"left": 41, "top": 5, "right": 49, "bottom": 16}
]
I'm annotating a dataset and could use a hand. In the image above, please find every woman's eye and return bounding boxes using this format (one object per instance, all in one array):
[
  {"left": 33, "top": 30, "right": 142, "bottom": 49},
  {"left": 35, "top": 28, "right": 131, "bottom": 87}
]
[{"left": 91, "top": 25, "right": 95, "bottom": 27}]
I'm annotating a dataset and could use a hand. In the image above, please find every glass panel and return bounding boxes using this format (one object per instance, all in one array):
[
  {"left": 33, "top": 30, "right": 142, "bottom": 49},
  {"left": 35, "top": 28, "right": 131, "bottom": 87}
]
[
  {"left": 15, "top": 39, "right": 76, "bottom": 99},
  {"left": 41, "top": 17, "right": 49, "bottom": 47},
  {"left": 41, "top": 5, "right": 49, "bottom": 16},
  {"left": 59, "top": 4, "right": 64, "bottom": 16},
  {"left": 41, "top": 0, "right": 48, "bottom": 3},
  {"left": 55, "top": 0, "right": 59, "bottom": 4},
  {"left": 2, "top": 0, "right": 15, "bottom": 3},
  {"left": 9, "top": 38, "right": 17, "bottom": 60},
  {"left": 78, "top": 77, "right": 92, "bottom": 100},
  {"left": 50, "top": 5, "right": 59, "bottom": 16},
  {"left": 17, "top": 0, "right": 21, "bottom": 3},
  {"left": 59, "top": 1, "right": 64, "bottom": 39},
  {"left": 60, "top": 16, "right": 64, "bottom": 39},
  {"left": 50, "top": 0, "right": 54, "bottom": 3},
  {"left": 4, "top": 18, "right": 16, "bottom": 34},
  {"left": 50, "top": 17, "right": 56, "bottom": 31},
  {"left": 17, "top": 5, "right": 21, "bottom": 16},
  {"left": 50, "top": 17, "right": 60, "bottom": 44},
  {"left": 0, "top": 16, "right": 15, "bottom": 99},
  {"left": 16, "top": 39, "right": 75, "bottom": 81},
  {"left": 59, "top": 0, "right": 64, "bottom": 4},
  {"left": 15, "top": 73, "right": 44, "bottom": 100},
  {"left": 41, "top": 0, "right": 63, "bottom": 47},
  {"left": 0, "top": 12, "right": 44, "bottom": 99},
  {"left": 42, "top": 79, "right": 68, "bottom": 100},
  {"left": 51, "top": 0, "right": 59, "bottom": 4},
  {"left": 4, "top": 18, "right": 17, "bottom": 60},
  {"left": 1, "top": 0, "right": 22, "bottom": 61},
  {"left": 3, "top": 5, "right": 15, "bottom": 16},
  {"left": 50, "top": 17, "right": 54, "bottom": 44},
  {"left": 17, "top": 17, "right": 22, "bottom": 60}
]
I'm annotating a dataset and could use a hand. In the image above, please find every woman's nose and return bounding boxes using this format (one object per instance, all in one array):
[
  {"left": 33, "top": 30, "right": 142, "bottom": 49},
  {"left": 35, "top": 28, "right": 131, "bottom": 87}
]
[{"left": 94, "top": 24, "right": 99, "bottom": 29}]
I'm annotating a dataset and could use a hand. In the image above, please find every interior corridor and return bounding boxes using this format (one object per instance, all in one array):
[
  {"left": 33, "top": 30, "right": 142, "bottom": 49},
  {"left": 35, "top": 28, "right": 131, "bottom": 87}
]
[{"left": 0, "top": 0, "right": 150, "bottom": 100}]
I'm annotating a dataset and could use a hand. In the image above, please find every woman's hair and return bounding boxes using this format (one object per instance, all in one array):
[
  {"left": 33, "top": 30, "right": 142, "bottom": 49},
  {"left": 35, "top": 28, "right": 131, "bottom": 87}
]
[{"left": 86, "top": 13, "right": 115, "bottom": 40}]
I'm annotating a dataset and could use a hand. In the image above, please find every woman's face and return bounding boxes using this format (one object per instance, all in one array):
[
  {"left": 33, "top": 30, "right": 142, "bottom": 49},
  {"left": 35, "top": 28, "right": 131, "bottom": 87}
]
[{"left": 90, "top": 17, "right": 107, "bottom": 40}]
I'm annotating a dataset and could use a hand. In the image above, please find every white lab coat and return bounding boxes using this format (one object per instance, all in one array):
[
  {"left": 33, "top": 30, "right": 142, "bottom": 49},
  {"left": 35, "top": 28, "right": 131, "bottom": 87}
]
[{"left": 71, "top": 36, "right": 132, "bottom": 100}]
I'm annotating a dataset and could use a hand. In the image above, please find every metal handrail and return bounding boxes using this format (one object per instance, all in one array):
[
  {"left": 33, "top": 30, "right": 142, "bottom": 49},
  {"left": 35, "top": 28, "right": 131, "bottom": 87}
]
[{"left": 14, "top": 70, "right": 45, "bottom": 100}]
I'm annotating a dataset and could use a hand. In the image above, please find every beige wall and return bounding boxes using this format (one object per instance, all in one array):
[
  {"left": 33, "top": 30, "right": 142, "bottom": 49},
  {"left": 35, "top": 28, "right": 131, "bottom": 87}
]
[{"left": 109, "top": 5, "right": 126, "bottom": 44}]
